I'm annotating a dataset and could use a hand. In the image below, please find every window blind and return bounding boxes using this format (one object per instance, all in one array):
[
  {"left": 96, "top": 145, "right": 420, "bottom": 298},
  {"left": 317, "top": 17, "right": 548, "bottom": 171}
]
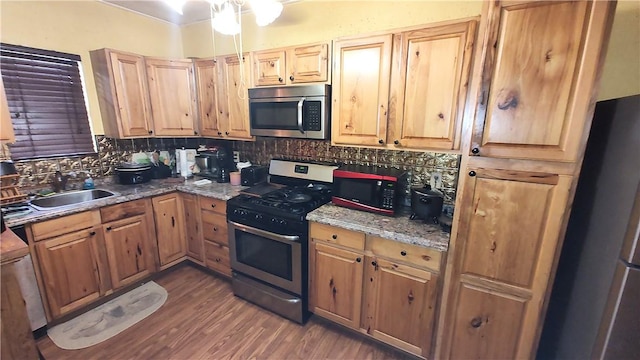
[{"left": 1, "top": 43, "right": 95, "bottom": 160}]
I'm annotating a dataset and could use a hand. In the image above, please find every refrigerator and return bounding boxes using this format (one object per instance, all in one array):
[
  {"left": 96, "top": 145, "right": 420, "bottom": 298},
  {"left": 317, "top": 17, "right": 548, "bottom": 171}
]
[{"left": 592, "top": 182, "right": 640, "bottom": 359}]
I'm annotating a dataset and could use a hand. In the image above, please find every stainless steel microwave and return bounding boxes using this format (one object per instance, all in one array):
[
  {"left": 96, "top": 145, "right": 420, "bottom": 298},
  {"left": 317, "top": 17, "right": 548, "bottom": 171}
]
[{"left": 248, "top": 84, "right": 331, "bottom": 140}]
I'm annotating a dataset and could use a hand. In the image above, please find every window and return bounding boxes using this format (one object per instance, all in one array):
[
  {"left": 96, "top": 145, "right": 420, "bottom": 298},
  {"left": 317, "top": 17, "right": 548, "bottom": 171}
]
[{"left": 0, "top": 43, "right": 95, "bottom": 160}]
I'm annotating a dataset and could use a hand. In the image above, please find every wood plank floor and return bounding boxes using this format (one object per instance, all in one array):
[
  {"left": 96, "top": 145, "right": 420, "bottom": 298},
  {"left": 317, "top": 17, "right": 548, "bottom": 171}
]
[{"left": 37, "top": 265, "right": 412, "bottom": 359}]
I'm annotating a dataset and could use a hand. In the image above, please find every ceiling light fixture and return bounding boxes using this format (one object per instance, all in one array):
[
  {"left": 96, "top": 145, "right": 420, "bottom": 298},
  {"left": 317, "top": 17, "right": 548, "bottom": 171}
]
[{"left": 163, "top": 0, "right": 187, "bottom": 15}]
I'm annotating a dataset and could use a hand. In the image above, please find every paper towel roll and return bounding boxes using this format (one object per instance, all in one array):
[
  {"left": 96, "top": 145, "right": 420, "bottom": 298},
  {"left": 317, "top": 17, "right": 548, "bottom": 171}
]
[{"left": 177, "top": 149, "right": 189, "bottom": 178}]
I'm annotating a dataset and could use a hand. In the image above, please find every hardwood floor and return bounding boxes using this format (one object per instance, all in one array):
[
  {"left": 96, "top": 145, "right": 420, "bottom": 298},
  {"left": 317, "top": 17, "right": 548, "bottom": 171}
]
[{"left": 37, "top": 265, "right": 411, "bottom": 359}]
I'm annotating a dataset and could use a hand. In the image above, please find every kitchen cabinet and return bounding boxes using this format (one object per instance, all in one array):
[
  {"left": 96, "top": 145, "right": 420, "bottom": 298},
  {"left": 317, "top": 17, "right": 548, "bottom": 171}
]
[
  {"left": 182, "top": 193, "right": 204, "bottom": 263},
  {"left": 332, "top": 34, "right": 392, "bottom": 147},
  {"left": 469, "top": 1, "right": 613, "bottom": 162},
  {"left": 332, "top": 19, "right": 475, "bottom": 150},
  {"left": 145, "top": 57, "right": 199, "bottom": 137},
  {"left": 200, "top": 196, "right": 231, "bottom": 277},
  {"left": 101, "top": 199, "right": 157, "bottom": 290},
  {"left": 309, "top": 222, "right": 443, "bottom": 358},
  {"left": 215, "top": 54, "right": 253, "bottom": 140},
  {"left": 441, "top": 168, "right": 572, "bottom": 359},
  {"left": 152, "top": 193, "right": 186, "bottom": 268},
  {"left": 389, "top": 21, "right": 475, "bottom": 150},
  {"left": 1, "top": 79, "right": 15, "bottom": 143},
  {"left": 194, "top": 58, "right": 221, "bottom": 138},
  {"left": 90, "top": 48, "right": 154, "bottom": 138},
  {"left": 34, "top": 225, "right": 109, "bottom": 319},
  {"left": 253, "top": 42, "right": 329, "bottom": 86}
]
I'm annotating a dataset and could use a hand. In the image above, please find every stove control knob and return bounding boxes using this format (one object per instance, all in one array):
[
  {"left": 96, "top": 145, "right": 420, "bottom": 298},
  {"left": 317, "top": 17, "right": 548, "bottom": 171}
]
[
  {"left": 255, "top": 214, "right": 263, "bottom": 221},
  {"left": 278, "top": 219, "right": 287, "bottom": 227}
]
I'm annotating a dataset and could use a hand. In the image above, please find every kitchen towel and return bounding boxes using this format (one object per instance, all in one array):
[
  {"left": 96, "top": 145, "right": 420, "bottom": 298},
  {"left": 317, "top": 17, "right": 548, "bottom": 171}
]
[{"left": 47, "top": 281, "right": 167, "bottom": 350}]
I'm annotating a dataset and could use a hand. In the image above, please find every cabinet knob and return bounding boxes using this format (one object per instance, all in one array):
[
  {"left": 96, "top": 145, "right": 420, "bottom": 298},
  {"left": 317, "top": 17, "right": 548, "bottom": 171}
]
[
  {"left": 356, "top": 257, "right": 361, "bottom": 263},
  {"left": 194, "top": 131, "right": 198, "bottom": 135},
  {"left": 331, "top": 234, "right": 337, "bottom": 240},
  {"left": 469, "top": 170, "right": 477, "bottom": 177},
  {"left": 89, "top": 231, "right": 96, "bottom": 236},
  {"left": 215, "top": 258, "right": 220, "bottom": 263},
  {"left": 105, "top": 226, "right": 112, "bottom": 232},
  {"left": 217, "top": 132, "right": 222, "bottom": 136},
  {"left": 371, "top": 261, "right": 377, "bottom": 266},
  {"left": 148, "top": 130, "right": 153, "bottom": 135},
  {"left": 278, "top": 77, "right": 283, "bottom": 82},
  {"left": 400, "top": 250, "right": 407, "bottom": 256},
  {"left": 289, "top": 75, "right": 294, "bottom": 81},
  {"left": 211, "top": 203, "right": 216, "bottom": 208},
  {"left": 470, "top": 317, "right": 483, "bottom": 328},
  {"left": 378, "top": 139, "right": 384, "bottom": 144},
  {"left": 393, "top": 140, "right": 399, "bottom": 145},
  {"left": 225, "top": 131, "right": 230, "bottom": 135},
  {"left": 213, "top": 227, "right": 218, "bottom": 232},
  {"left": 471, "top": 147, "right": 480, "bottom": 155}
]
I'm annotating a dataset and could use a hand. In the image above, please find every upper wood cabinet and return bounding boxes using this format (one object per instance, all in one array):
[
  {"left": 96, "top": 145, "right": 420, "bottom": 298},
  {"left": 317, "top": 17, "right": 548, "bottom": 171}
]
[
  {"left": 389, "top": 21, "right": 476, "bottom": 150},
  {"left": 146, "top": 58, "right": 199, "bottom": 137},
  {"left": 441, "top": 167, "right": 572, "bottom": 359},
  {"left": 215, "top": 54, "right": 253, "bottom": 140},
  {"left": 470, "top": 1, "right": 615, "bottom": 162},
  {"left": 194, "top": 58, "right": 221, "bottom": 138},
  {"left": 152, "top": 193, "right": 186, "bottom": 268},
  {"left": 332, "top": 34, "right": 393, "bottom": 147},
  {"left": 253, "top": 42, "right": 330, "bottom": 86},
  {"left": 90, "top": 48, "right": 154, "bottom": 138},
  {"left": 332, "top": 19, "right": 476, "bottom": 150},
  {"left": 0, "top": 79, "right": 15, "bottom": 143}
]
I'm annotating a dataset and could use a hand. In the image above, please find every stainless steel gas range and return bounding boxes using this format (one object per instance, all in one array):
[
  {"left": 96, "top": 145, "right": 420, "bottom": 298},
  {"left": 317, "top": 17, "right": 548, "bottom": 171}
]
[{"left": 227, "top": 159, "right": 338, "bottom": 323}]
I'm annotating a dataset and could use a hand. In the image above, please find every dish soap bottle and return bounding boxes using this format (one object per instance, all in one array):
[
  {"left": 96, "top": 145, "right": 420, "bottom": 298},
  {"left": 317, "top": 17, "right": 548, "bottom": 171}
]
[{"left": 83, "top": 175, "right": 95, "bottom": 190}]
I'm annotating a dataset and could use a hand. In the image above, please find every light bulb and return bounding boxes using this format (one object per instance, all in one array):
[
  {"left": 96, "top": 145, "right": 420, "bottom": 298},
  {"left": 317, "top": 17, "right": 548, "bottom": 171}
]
[
  {"left": 250, "top": 0, "right": 283, "bottom": 27},
  {"left": 212, "top": 2, "right": 240, "bottom": 35}
]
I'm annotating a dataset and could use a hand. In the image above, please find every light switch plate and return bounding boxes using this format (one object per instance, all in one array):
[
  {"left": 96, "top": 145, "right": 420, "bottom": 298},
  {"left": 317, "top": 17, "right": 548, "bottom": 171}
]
[
  {"left": 431, "top": 172, "right": 443, "bottom": 189},
  {"left": 233, "top": 151, "right": 240, "bottom": 163}
]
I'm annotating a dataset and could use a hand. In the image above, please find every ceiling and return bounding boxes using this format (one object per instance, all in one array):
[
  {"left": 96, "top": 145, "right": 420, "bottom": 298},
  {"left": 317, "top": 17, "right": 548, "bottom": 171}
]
[{"left": 100, "top": 0, "right": 296, "bottom": 26}]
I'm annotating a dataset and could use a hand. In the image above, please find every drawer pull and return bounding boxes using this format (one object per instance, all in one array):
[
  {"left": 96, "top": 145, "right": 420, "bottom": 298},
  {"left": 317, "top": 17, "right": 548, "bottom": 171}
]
[
  {"left": 400, "top": 250, "right": 407, "bottom": 256},
  {"left": 213, "top": 227, "right": 218, "bottom": 232},
  {"left": 171, "top": 216, "right": 175, "bottom": 227},
  {"left": 356, "top": 257, "right": 361, "bottom": 263},
  {"left": 331, "top": 234, "right": 337, "bottom": 240},
  {"left": 89, "top": 231, "right": 96, "bottom": 236},
  {"left": 105, "top": 226, "right": 112, "bottom": 232},
  {"left": 470, "top": 317, "right": 483, "bottom": 328},
  {"left": 371, "top": 261, "right": 377, "bottom": 266},
  {"left": 211, "top": 203, "right": 216, "bottom": 208}
]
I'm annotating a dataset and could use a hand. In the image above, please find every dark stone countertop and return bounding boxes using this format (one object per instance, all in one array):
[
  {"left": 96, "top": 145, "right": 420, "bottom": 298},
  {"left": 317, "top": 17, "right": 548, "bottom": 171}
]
[{"left": 306, "top": 203, "right": 450, "bottom": 252}]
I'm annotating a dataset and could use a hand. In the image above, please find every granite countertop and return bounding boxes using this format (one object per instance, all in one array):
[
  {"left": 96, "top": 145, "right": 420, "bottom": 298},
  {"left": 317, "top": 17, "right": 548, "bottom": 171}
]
[
  {"left": 4, "top": 178, "right": 247, "bottom": 228},
  {"left": 307, "top": 203, "right": 450, "bottom": 252}
]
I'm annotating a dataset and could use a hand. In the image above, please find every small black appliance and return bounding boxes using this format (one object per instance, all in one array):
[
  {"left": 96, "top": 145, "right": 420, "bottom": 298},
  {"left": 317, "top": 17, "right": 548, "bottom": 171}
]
[{"left": 241, "top": 165, "right": 268, "bottom": 186}]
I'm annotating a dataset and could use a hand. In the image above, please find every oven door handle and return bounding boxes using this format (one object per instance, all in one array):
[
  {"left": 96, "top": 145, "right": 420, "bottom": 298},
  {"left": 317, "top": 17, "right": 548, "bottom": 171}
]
[
  {"left": 229, "top": 221, "right": 301, "bottom": 243},
  {"left": 297, "top": 97, "right": 306, "bottom": 134}
]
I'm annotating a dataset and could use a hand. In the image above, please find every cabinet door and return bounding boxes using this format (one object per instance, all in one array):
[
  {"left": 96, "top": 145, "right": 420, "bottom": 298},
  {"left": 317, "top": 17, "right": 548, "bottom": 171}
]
[
  {"left": 194, "top": 58, "right": 222, "bottom": 138},
  {"left": 253, "top": 50, "right": 287, "bottom": 86},
  {"left": 107, "top": 51, "right": 154, "bottom": 137},
  {"left": 442, "top": 168, "right": 572, "bottom": 359},
  {"left": 152, "top": 193, "right": 186, "bottom": 267},
  {"left": 146, "top": 58, "right": 198, "bottom": 137},
  {"left": 389, "top": 21, "right": 475, "bottom": 150},
  {"left": 216, "top": 54, "right": 253, "bottom": 140},
  {"left": 204, "top": 240, "right": 231, "bottom": 277},
  {"left": 183, "top": 193, "right": 204, "bottom": 262},
  {"left": 201, "top": 210, "right": 228, "bottom": 246},
  {"left": 309, "top": 241, "right": 364, "bottom": 329},
  {"left": 103, "top": 215, "right": 154, "bottom": 289},
  {"left": 364, "top": 257, "right": 438, "bottom": 358},
  {"left": 0, "top": 79, "right": 15, "bottom": 142},
  {"left": 35, "top": 228, "right": 108, "bottom": 319},
  {"left": 471, "top": 1, "right": 615, "bottom": 161},
  {"left": 332, "top": 34, "right": 392, "bottom": 146},
  {"left": 287, "top": 43, "right": 329, "bottom": 84}
]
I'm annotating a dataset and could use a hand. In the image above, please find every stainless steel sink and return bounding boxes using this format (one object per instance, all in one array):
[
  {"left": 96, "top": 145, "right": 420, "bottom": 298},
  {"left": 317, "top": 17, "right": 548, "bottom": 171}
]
[{"left": 29, "top": 189, "right": 118, "bottom": 210}]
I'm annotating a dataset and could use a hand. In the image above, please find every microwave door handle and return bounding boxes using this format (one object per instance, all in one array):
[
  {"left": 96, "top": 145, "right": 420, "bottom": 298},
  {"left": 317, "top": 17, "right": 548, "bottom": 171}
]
[{"left": 297, "top": 97, "right": 306, "bottom": 134}]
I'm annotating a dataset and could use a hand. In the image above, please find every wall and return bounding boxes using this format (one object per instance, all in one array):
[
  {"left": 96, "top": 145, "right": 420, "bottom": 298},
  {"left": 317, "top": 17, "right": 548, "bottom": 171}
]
[{"left": 0, "top": 0, "right": 184, "bottom": 135}]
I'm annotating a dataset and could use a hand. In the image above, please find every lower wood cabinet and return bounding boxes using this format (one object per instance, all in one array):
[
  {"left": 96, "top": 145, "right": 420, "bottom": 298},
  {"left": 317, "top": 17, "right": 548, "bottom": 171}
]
[
  {"left": 200, "top": 196, "right": 231, "bottom": 277},
  {"left": 103, "top": 214, "right": 155, "bottom": 290},
  {"left": 34, "top": 226, "right": 109, "bottom": 319},
  {"left": 152, "top": 193, "right": 186, "bottom": 267},
  {"left": 309, "top": 222, "right": 442, "bottom": 358},
  {"left": 183, "top": 193, "right": 204, "bottom": 263}
]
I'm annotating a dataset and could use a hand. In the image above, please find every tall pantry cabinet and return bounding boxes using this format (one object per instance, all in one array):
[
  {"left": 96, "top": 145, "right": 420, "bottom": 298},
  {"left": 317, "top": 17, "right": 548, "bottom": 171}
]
[{"left": 437, "top": 1, "right": 617, "bottom": 359}]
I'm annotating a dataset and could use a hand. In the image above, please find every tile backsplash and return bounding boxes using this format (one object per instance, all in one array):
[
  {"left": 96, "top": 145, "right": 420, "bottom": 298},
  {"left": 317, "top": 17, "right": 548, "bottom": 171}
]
[{"left": 5, "top": 136, "right": 460, "bottom": 206}]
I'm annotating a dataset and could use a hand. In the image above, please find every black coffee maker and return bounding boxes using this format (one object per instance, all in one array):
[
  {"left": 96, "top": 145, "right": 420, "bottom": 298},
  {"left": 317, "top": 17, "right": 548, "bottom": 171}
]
[{"left": 195, "top": 146, "right": 233, "bottom": 182}]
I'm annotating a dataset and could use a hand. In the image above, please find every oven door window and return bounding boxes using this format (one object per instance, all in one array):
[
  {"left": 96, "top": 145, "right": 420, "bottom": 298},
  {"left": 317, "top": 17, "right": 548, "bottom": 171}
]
[{"left": 235, "top": 231, "right": 293, "bottom": 281}]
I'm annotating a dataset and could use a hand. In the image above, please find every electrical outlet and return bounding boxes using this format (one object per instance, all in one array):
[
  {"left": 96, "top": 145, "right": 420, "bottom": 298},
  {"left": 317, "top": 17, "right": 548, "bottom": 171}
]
[
  {"left": 431, "top": 172, "right": 443, "bottom": 189},
  {"left": 233, "top": 151, "right": 240, "bottom": 163}
]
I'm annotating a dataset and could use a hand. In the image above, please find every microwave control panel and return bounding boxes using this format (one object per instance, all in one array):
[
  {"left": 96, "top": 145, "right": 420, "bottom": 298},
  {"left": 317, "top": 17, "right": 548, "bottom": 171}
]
[
  {"left": 304, "top": 101, "right": 322, "bottom": 131},
  {"left": 382, "top": 182, "right": 396, "bottom": 209}
]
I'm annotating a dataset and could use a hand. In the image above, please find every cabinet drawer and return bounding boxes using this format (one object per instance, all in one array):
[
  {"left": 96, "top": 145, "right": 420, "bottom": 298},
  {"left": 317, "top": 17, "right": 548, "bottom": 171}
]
[
  {"left": 310, "top": 222, "right": 365, "bottom": 250},
  {"left": 199, "top": 196, "right": 226, "bottom": 215},
  {"left": 201, "top": 210, "right": 228, "bottom": 246},
  {"left": 100, "top": 199, "right": 149, "bottom": 223},
  {"left": 204, "top": 241, "right": 231, "bottom": 277},
  {"left": 31, "top": 210, "right": 101, "bottom": 242},
  {"left": 366, "top": 236, "right": 443, "bottom": 273}
]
